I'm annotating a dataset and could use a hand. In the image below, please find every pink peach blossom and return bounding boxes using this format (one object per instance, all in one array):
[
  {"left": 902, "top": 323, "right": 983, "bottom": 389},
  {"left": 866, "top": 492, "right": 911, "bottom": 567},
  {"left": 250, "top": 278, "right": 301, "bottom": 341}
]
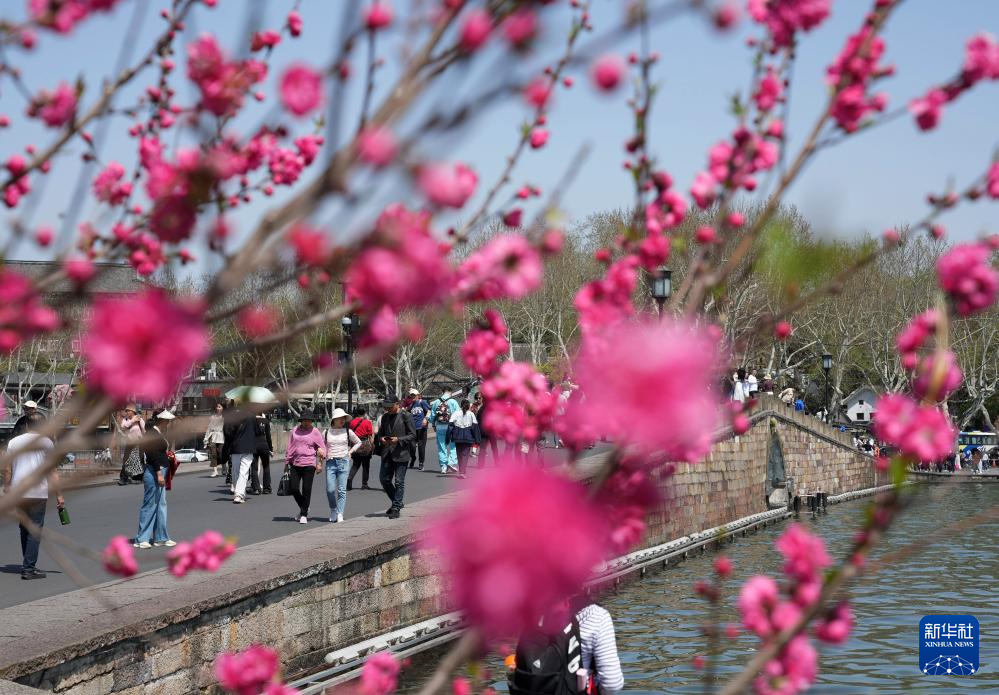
[
  {"left": 872, "top": 393, "right": 957, "bottom": 463},
  {"left": 754, "top": 635, "right": 818, "bottom": 695},
  {"left": 423, "top": 466, "right": 607, "bottom": 639},
  {"left": 748, "top": 0, "right": 830, "bottom": 50},
  {"left": 911, "top": 350, "right": 963, "bottom": 402},
  {"left": 360, "top": 652, "right": 400, "bottom": 695},
  {"left": 64, "top": 258, "right": 95, "bottom": 285},
  {"left": 166, "top": 530, "right": 236, "bottom": 578},
  {"left": 963, "top": 32, "right": 999, "bottom": 83},
  {"left": 453, "top": 233, "right": 543, "bottom": 302},
  {"left": 364, "top": 3, "right": 394, "bottom": 30},
  {"left": 814, "top": 602, "right": 853, "bottom": 644},
  {"left": 287, "top": 225, "right": 331, "bottom": 267},
  {"left": 529, "top": 128, "right": 549, "bottom": 149},
  {"left": 479, "top": 362, "right": 558, "bottom": 443},
  {"left": 523, "top": 76, "right": 554, "bottom": 108},
  {"left": 280, "top": 64, "right": 323, "bottom": 116},
  {"left": 101, "top": 535, "right": 138, "bottom": 577},
  {"left": 502, "top": 9, "right": 538, "bottom": 49},
  {"left": 418, "top": 162, "right": 478, "bottom": 208},
  {"left": 81, "top": 290, "right": 209, "bottom": 402},
  {"left": 459, "top": 10, "right": 492, "bottom": 52},
  {"left": 775, "top": 523, "right": 830, "bottom": 587},
  {"left": 909, "top": 88, "right": 947, "bottom": 131},
  {"left": 28, "top": 82, "right": 77, "bottom": 127},
  {"left": 590, "top": 54, "right": 626, "bottom": 92},
  {"left": 461, "top": 310, "right": 509, "bottom": 378},
  {"left": 565, "top": 320, "right": 723, "bottom": 461},
  {"left": 358, "top": 127, "right": 398, "bottom": 167},
  {"left": 936, "top": 242, "right": 999, "bottom": 315},
  {"left": 237, "top": 305, "right": 280, "bottom": 338},
  {"left": 92, "top": 162, "right": 132, "bottom": 205},
  {"left": 214, "top": 645, "right": 280, "bottom": 695},
  {"left": 0, "top": 270, "right": 59, "bottom": 353}
]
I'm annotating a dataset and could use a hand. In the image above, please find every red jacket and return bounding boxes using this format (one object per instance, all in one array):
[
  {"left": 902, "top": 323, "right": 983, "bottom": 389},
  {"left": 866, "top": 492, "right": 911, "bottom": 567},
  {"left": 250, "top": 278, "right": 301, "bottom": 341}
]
[{"left": 350, "top": 417, "right": 373, "bottom": 438}]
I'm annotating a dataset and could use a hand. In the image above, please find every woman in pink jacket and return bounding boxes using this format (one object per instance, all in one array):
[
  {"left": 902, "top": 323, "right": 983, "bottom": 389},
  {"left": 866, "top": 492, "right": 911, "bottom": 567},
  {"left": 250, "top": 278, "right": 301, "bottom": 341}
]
[{"left": 284, "top": 411, "right": 326, "bottom": 524}]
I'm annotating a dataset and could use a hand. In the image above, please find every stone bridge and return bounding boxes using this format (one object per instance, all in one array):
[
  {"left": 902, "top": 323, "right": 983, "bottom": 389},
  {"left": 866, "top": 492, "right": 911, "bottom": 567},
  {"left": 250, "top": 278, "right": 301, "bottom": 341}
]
[{"left": 0, "top": 395, "right": 885, "bottom": 694}]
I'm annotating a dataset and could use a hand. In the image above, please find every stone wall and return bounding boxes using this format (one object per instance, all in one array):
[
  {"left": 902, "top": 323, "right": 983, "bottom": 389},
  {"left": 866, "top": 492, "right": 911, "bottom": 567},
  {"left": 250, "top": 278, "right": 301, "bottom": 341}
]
[
  {"left": 642, "top": 395, "right": 886, "bottom": 546},
  {"left": 0, "top": 509, "right": 448, "bottom": 695},
  {"left": 0, "top": 395, "right": 884, "bottom": 694}
]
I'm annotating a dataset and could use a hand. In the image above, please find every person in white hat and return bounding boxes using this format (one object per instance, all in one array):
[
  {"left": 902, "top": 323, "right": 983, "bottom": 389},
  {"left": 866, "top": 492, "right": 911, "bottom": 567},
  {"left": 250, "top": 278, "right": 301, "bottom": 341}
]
[
  {"left": 133, "top": 410, "right": 177, "bottom": 549},
  {"left": 323, "top": 408, "right": 361, "bottom": 522},
  {"left": 11, "top": 400, "right": 38, "bottom": 438},
  {"left": 404, "top": 388, "right": 432, "bottom": 470}
]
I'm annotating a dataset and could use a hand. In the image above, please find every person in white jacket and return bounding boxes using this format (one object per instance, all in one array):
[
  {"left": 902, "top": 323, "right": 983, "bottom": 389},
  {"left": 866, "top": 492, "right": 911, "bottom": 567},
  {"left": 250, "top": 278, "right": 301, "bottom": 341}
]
[{"left": 324, "top": 408, "right": 361, "bottom": 522}]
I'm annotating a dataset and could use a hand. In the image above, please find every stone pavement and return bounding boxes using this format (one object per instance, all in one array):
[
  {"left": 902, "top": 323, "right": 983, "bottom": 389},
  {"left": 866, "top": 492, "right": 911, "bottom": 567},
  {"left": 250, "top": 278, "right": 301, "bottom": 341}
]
[{"left": 0, "top": 462, "right": 457, "bottom": 609}]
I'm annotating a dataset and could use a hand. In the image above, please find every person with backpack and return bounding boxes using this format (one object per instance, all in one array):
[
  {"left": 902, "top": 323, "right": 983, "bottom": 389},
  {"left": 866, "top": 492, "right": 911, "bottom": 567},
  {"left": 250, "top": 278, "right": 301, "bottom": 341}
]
[
  {"left": 346, "top": 407, "right": 375, "bottom": 490},
  {"left": 430, "top": 391, "right": 459, "bottom": 474},
  {"left": 508, "top": 600, "right": 624, "bottom": 695},
  {"left": 323, "top": 408, "right": 361, "bottom": 522},
  {"left": 446, "top": 399, "right": 481, "bottom": 479},
  {"left": 406, "top": 388, "right": 432, "bottom": 470}
]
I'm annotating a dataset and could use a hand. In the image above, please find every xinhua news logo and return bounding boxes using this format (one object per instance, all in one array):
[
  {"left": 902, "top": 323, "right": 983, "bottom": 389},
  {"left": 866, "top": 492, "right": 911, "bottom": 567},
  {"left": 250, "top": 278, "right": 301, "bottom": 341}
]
[{"left": 919, "top": 615, "right": 979, "bottom": 676}]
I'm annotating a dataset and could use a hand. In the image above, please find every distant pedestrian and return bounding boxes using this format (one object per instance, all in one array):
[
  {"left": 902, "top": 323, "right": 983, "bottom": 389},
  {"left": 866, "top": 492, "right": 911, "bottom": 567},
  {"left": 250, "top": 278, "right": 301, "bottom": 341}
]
[
  {"left": 447, "top": 399, "right": 481, "bottom": 479},
  {"left": 476, "top": 396, "right": 500, "bottom": 466},
  {"left": 225, "top": 404, "right": 257, "bottom": 504},
  {"left": 732, "top": 368, "right": 748, "bottom": 403},
  {"left": 430, "top": 391, "right": 459, "bottom": 474},
  {"left": 794, "top": 398, "right": 805, "bottom": 412},
  {"left": 761, "top": 373, "right": 775, "bottom": 395},
  {"left": 972, "top": 448, "right": 984, "bottom": 474},
  {"left": 11, "top": 400, "right": 38, "bottom": 438},
  {"left": 779, "top": 386, "right": 795, "bottom": 406},
  {"left": 284, "top": 411, "right": 326, "bottom": 524},
  {"left": 4, "top": 413, "right": 63, "bottom": 580},
  {"left": 324, "top": 408, "right": 361, "bottom": 523},
  {"left": 747, "top": 370, "right": 759, "bottom": 396},
  {"left": 204, "top": 402, "right": 225, "bottom": 479},
  {"left": 377, "top": 397, "right": 416, "bottom": 519},
  {"left": 250, "top": 412, "right": 274, "bottom": 494},
  {"left": 405, "top": 388, "right": 432, "bottom": 470},
  {"left": 347, "top": 407, "right": 375, "bottom": 490},
  {"left": 116, "top": 404, "right": 145, "bottom": 486},
  {"left": 134, "top": 410, "right": 177, "bottom": 550}
]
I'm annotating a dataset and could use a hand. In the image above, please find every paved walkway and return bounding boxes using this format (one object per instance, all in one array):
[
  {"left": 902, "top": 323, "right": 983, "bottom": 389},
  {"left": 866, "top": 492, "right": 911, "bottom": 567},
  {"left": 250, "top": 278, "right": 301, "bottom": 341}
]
[{"left": 0, "top": 462, "right": 457, "bottom": 608}]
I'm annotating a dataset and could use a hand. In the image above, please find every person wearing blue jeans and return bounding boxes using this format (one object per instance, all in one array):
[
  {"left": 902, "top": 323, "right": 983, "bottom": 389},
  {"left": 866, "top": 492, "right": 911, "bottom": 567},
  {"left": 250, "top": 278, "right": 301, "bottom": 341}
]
[
  {"left": 429, "top": 392, "right": 459, "bottom": 473},
  {"left": 134, "top": 410, "right": 177, "bottom": 549},
  {"left": 324, "top": 408, "right": 361, "bottom": 523},
  {"left": 5, "top": 413, "right": 63, "bottom": 580}
]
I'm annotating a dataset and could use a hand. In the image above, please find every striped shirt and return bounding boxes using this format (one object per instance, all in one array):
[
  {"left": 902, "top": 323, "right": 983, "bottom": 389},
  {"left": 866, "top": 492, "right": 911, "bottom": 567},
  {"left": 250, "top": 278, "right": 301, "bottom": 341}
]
[{"left": 577, "top": 604, "right": 624, "bottom": 695}]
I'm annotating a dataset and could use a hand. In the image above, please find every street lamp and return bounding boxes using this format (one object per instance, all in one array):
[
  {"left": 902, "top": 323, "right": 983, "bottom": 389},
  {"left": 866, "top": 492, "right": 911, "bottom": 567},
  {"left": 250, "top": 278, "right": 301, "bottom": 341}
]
[
  {"left": 821, "top": 353, "right": 833, "bottom": 422},
  {"left": 341, "top": 315, "right": 354, "bottom": 414},
  {"left": 650, "top": 266, "right": 672, "bottom": 319}
]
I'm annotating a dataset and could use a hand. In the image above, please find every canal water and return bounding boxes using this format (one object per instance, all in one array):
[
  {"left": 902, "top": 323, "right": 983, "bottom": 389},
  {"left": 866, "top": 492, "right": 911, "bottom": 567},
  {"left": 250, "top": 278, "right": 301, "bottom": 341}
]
[{"left": 401, "top": 483, "right": 999, "bottom": 693}]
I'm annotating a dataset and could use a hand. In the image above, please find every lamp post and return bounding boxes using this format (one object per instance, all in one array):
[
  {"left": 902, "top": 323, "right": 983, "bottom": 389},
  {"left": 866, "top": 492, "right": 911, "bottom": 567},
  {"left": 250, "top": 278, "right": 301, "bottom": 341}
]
[
  {"left": 341, "top": 315, "right": 355, "bottom": 414},
  {"left": 650, "top": 266, "right": 672, "bottom": 320},
  {"left": 822, "top": 353, "right": 833, "bottom": 422}
]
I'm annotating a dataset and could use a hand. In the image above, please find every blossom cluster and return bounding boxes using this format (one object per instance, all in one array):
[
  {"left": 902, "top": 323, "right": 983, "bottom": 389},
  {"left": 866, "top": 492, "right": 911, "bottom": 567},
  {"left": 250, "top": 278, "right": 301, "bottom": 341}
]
[
  {"left": 478, "top": 361, "right": 559, "bottom": 444},
  {"left": 165, "top": 530, "right": 237, "bottom": 578},
  {"left": 424, "top": 465, "right": 607, "bottom": 639},
  {"left": 560, "top": 320, "right": 723, "bottom": 461},
  {"left": 0, "top": 270, "right": 59, "bottom": 354},
  {"left": 460, "top": 310, "right": 509, "bottom": 378},
  {"left": 872, "top": 393, "right": 956, "bottom": 463},
  {"left": 453, "top": 234, "right": 543, "bottom": 303},
  {"left": 747, "top": 0, "right": 830, "bottom": 50},
  {"left": 825, "top": 25, "right": 892, "bottom": 133},
  {"left": 214, "top": 644, "right": 296, "bottom": 695},
  {"left": 28, "top": 0, "right": 124, "bottom": 35},
  {"left": 737, "top": 524, "right": 846, "bottom": 695},
  {"left": 101, "top": 535, "right": 139, "bottom": 578},
  {"left": 81, "top": 290, "right": 209, "bottom": 403},
  {"left": 935, "top": 242, "right": 999, "bottom": 316},
  {"left": 909, "top": 32, "right": 999, "bottom": 131},
  {"left": 360, "top": 652, "right": 401, "bottom": 695}
]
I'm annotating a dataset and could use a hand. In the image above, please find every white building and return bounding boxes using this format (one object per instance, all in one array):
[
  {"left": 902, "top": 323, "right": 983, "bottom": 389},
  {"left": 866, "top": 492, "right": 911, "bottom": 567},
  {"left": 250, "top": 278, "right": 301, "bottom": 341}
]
[{"left": 841, "top": 386, "right": 878, "bottom": 423}]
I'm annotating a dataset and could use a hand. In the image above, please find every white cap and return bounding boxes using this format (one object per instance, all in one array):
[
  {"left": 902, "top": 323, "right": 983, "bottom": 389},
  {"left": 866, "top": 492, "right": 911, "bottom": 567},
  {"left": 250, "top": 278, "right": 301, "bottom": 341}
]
[
  {"left": 156, "top": 410, "right": 176, "bottom": 420},
  {"left": 408, "top": 388, "right": 420, "bottom": 396},
  {"left": 23, "top": 401, "right": 37, "bottom": 409},
  {"left": 330, "top": 407, "right": 350, "bottom": 421}
]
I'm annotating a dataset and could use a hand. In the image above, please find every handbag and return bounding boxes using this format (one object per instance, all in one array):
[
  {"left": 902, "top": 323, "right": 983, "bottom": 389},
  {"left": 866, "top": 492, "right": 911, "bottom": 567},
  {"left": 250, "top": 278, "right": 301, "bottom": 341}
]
[
  {"left": 124, "top": 447, "right": 143, "bottom": 479},
  {"left": 356, "top": 435, "right": 374, "bottom": 457},
  {"left": 276, "top": 466, "right": 291, "bottom": 496}
]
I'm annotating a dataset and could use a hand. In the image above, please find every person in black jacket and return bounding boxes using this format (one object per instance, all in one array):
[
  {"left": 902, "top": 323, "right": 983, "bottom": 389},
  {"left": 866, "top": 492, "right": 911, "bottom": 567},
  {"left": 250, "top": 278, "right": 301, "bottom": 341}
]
[
  {"left": 249, "top": 413, "right": 274, "bottom": 494},
  {"left": 133, "top": 410, "right": 176, "bottom": 549},
  {"left": 377, "top": 397, "right": 416, "bottom": 519},
  {"left": 225, "top": 405, "right": 257, "bottom": 504}
]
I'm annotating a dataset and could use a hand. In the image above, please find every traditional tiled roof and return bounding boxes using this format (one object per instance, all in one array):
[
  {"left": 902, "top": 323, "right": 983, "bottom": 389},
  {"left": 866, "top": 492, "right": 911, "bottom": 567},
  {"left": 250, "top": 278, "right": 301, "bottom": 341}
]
[{"left": 3, "top": 260, "right": 146, "bottom": 294}]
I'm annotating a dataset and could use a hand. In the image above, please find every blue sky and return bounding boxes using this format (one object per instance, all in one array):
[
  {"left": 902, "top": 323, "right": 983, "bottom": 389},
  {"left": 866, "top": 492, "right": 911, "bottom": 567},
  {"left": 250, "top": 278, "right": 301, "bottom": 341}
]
[{"left": 2, "top": 0, "right": 997, "bottom": 269}]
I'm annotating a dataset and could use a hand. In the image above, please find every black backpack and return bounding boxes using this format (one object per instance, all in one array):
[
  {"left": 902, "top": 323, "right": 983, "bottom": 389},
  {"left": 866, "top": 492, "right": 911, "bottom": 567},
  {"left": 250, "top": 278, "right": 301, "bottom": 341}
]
[{"left": 508, "top": 616, "right": 583, "bottom": 695}]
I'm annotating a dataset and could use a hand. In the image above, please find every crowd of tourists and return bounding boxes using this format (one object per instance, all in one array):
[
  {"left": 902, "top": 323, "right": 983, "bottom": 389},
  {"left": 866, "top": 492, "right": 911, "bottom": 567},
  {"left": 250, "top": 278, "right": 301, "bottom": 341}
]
[
  {"left": 730, "top": 368, "right": 806, "bottom": 411},
  {"left": 107, "top": 387, "right": 496, "bottom": 548}
]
